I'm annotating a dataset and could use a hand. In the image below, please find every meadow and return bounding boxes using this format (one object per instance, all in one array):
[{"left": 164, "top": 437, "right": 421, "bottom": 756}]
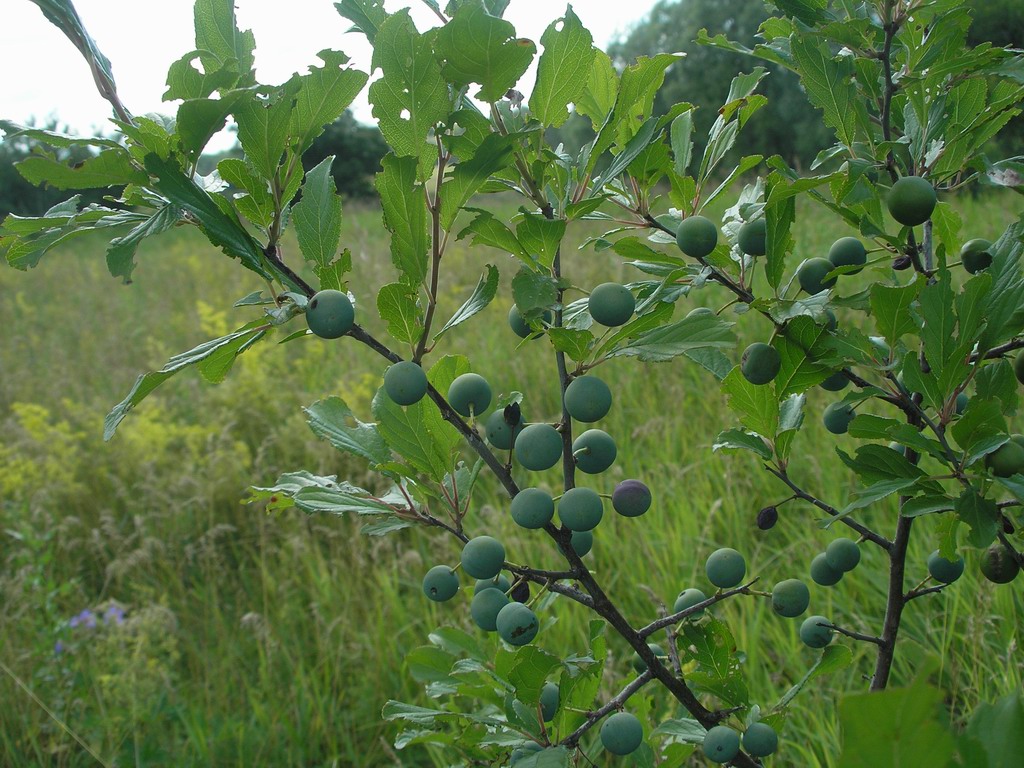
[{"left": 0, "top": 191, "right": 1021, "bottom": 767}]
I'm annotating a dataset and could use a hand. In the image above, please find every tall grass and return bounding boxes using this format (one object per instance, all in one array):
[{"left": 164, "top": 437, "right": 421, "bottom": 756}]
[{"left": 0, "top": 190, "right": 1021, "bottom": 766}]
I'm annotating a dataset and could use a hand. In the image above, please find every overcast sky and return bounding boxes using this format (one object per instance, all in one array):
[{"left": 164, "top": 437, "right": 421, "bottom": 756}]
[{"left": 0, "top": 1, "right": 662, "bottom": 151}]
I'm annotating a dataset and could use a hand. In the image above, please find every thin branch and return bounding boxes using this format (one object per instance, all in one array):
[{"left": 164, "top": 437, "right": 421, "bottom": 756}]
[
  {"left": 824, "top": 623, "right": 883, "bottom": 646},
  {"left": 638, "top": 579, "right": 761, "bottom": 638},
  {"left": 560, "top": 671, "right": 654, "bottom": 749}
]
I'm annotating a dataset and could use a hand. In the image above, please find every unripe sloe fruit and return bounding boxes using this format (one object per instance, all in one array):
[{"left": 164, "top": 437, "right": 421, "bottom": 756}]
[
  {"left": 673, "top": 588, "right": 707, "bottom": 618},
  {"left": 985, "top": 441, "right": 1024, "bottom": 477},
  {"left": 706, "top": 548, "right": 746, "bottom": 588},
  {"left": 573, "top": 429, "right": 617, "bottom": 474},
  {"left": 757, "top": 505, "right": 779, "bottom": 530},
  {"left": 741, "top": 342, "right": 781, "bottom": 385},
  {"left": 955, "top": 392, "right": 969, "bottom": 415},
  {"left": 540, "top": 682, "right": 559, "bottom": 722},
  {"left": 600, "top": 712, "right": 643, "bottom": 756},
  {"left": 447, "top": 373, "right": 491, "bottom": 417},
  {"left": 1014, "top": 351, "right": 1024, "bottom": 386},
  {"left": 470, "top": 587, "right": 510, "bottom": 631},
  {"left": 558, "top": 487, "right": 604, "bottom": 531},
  {"left": 927, "top": 550, "right": 964, "bottom": 584},
  {"left": 511, "top": 488, "right": 555, "bottom": 529},
  {"left": 514, "top": 424, "right": 563, "bottom": 471},
  {"left": 820, "top": 371, "right": 849, "bottom": 392},
  {"left": 676, "top": 215, "right": 718, "bottom": 259},
  {"left": 810, "top": 552, "right": 843, "bottom": 586},
  {"left": 980, "top": 543, "right": 1020, "bottom": 584},
  {"left": 702, "top": 725, "right": 740, "bottom": 763},
  {"left": 461, "top": 536, "right": 506, "bottom": 579},
  {"left": 743, "top": 722, "right": 779, "bottom": 757},
  {"left": 823, "top": 402, "right": 855, "bottom": 434},
  {"left": 612, "top": 480, "right": 652, "bottom": 518},
  {"left": 800, "top": 615, "right": 834, "bottom": 648},
  {"left": 495, "top": 602, "right": 539, "bottom": 645},
  {"left": 485, "top": 407, "right": 525, "bottom": 450},
  {"left": 508, "top": 304, "right": 552, "bottom": 339},
  {"left": 567, "top": 530, "right": 593, "bottom": 557},
  {"left": 422, "top": 565, "right": 459, "bottom": 602},
  {"left": 306, "top": 290, "right": 354, "bottom": 338},
  {"left": 797, "top": 257, "right": 838, "bottom": 295},
  {"left": 825, "top": 538, "right": 861, "bottom": 572},
  {"left": 631, "top": 642, "right": 666, "bottom": 673},
  {"left": 828, "top": 237, "right": 867, "bottom": 275},
  {"left": 738, "top": 218, "right": 767, "bottom": 256},
  {"left": 383, "top": 361, "right": 428, "bottom": 406},
  {"left": 475, "top": 574, "right": 511, "bottom": 594},
  {"left": 960, "top": 238, "right": 992, "bottom": 274},
  {"left": 588, "top": 283, "right": 635, "bottom": 327},
  {"left": 772, "top": 578, "right": 810, "bottom": 618},
  {"left": 887, "top": 176, "right": 937, "bottom": 226},
  {"left": 564, "top": 376, "right": 612, "bottom": 423}
]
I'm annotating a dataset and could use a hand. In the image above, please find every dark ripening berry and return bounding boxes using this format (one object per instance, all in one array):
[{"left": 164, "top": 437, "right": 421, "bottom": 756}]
[
  {"left": 823, "top": 402, "right": 855, "bottom": 434},
  {"left": 514, "top": 423, "right": 563, "bottom": 471},
  {"left": 495, "top": 602, "right": 539, "bottom": 645},
  {"left": 810, "top": 552, "right": 843, "bottom": 586},
  {"left": 676, "top": 215, "right": 718, "bottom": 258},
  {"left": 422, "top": 565, "right": 459, "bottom": 602},
  {"left": 985, "top": 441, "right": 1024, "bottom": 478},
  {"left": 447, "top": 373, "right": 492, "bottom": 418},
  {"left": 927, "top": 550, "right": 965, "bottom": 584},
  {"left": 573, "top": 429, "right": 617, "bottom": 474},
  {"left": 797, "top": 257, "right": 838, "bottom": 295},
  {"left": 510, "top": 488, "right": 555, "bottom": 529},
  {"left": 485, "top": 407, "right": 525, "bottom": 450},
  {"left": 612, "top": 480, "right": 652, "bottom": 518},
  {"left": 510, "top": 580, "right": 530, "bottom": 603},
  {"left": 702, "top": 726, "right": 741, "bottom": 764},
  {"left": 508, "top": 304, "right": 552, "bottom": 339},
  {"left": 558, "top": 487, "right": 604, "bottom": 532},
  {"left": 743, "top": 723, "right": 779, "bottom": 757},
  {"left": 740, "top": 342, "right": 781, "bottom": 385},
  {"left": 673, "top": 588, "right": 707, "bottom": 618},
  {"left": 600, "top": 712, "right": 644, "bottom": 756},
  {"left": 800, "top": 615, "right": 834, "bottom": 648},
  {"left": 887, "top": 176, "right": 937, "bottom": 226},
  {"left": 737, "top": 218, "right": 767, "bottom": 256},
  {"left": 757, "top": 505, "right": 779, "bottom": 530},
  {"left": 771, "top": 578, "right": 810, "bottom": 618},
  {"left": 306, "top": 290, "right": 354, "bottom": 339},
  {"left": 828, "top": 237, "right": 868, "bottom": 275},
  {"left": 1014, "top": 351, "right": 1024, "bottom": 386},
  {"left": 383, "top": 361, "right": 428, "bottom": 406},
  {"left": 470, "top": 587, "right": 510, "bottom": 631},
  {"left": 461, "top": 536, "right": 506, "bottom": 579},
  {"left": 539, "top": 682, "right": 559, "bottom": 722},
  {"left": 588, "top": 283, "right": 635, "bottom": 327},
  {"left": 825, "top": 538, "right": 861, "bottom": 572},
  {"left": 564, "top": 376, "right": 612, "bottom": 423},
  {"left": 960, "top": 238, "right": 992, "bottom": 274},
  {"left": 705, "top": 548, "right": 746, "bottom": 588},
  {"left": 980, "top": 543, "right": 1020, "bottom": 584}
]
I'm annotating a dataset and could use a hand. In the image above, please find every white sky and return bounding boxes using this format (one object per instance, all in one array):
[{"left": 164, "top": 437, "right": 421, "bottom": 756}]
[{"left": 0, "top": 1, "right": 660, "bottom": 151}]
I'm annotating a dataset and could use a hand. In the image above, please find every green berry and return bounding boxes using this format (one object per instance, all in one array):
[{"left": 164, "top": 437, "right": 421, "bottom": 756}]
[
  {"left": 985, "top": 441, "right": 1024, "bottom": 477},
  {"left": 568, "top": 530, "right": 593, "bottom": 557},
  {"left": 573, "top": 429, "right": 617, "bottom": 474},
  {"left": 927, "top": 550, "right": 965, "bottom": 584},
  {"left": 743, "top": 722, "right": 778, "bottom": 757},
  {"left": 676, "top": 215, "right": 718, "bottom": 258},
  {"left": 447, "top": 373, "right": 492, "bottom": 417},
  {"left": 514, "top": 424, "right": 563, "bottom": 471},
  {"left": 797, "top": 257, "right": 838, "bottom": 295},
  {"left": 471, "top": 586, "right": 510, "bottom": 631},
  {"left": 485, "top": 408, "right": 525, "bottom": 450},
  {"left": 461, "top": 536, "right": 506, "bottom": 579},
  {"left": 511, "top": 488, "right": 555, "bottom": 529},
  {"left": 828, "top": 237, "right": 867, "bottom": 275},
  {"left": 955, "top": 392, "right": 969, "bottom": 415},
  {"left": 741, "top": 342, "right": 781, "bottom": 385},
  {"left": 383, "top": 361, "right": 428, "bottom": 406},
  {"left": 564, "top": 376, "right": 612, "bottom": 423},
  {"left": 475, "top": 574, "right": 511, "bottom": 594},
  {"left": 558, "top": 487, "right": 604, "bottom": 532},
  {"left": 508, "top": 304, "right": 551, "bottom": 339},
  {"left": 810, "top": 552, "right": 843, "bottom": 586},
  {"left": 702, "top": 725, "right": 740, "bottom": 763},
  {"left": 600, "top": 712, "right": 643, "bottom": 756},
  {"left": 495, "top": 602, "right": 539, "bottom": 646},
  {"left": 800, "top": 615, "right": 834, "bottom": 648},
  {"left": 540, "top": 682, "right": 559, "bottom": 722},
  {"left": 980, "top": 543, "right": 1020, "bottom": 584},
  {"left": 706, "top": 548, "right": 746, "bottom": 588},
  {"left": 1015, "top": 352, "right": 1024, "bottom": 386},
  {"left": 631, "top": 643, "right": 666, "bottom": 673},
  {"left": 823, "top": 402, "right": 855, "bottom": 434},
  {"left": 820, "top": 371, "right": 850, "bottom": 392},
  {"left": 612, "top": 480, "right": 652, "bottom": 518},
  {"left": 825, "top": 538, "right": 861, "bottom": 572},
  {"left": 771, "top": 578, "right": 810, "bottom": 618},
  {"left": 824, "top": 307, "right": 838, "bottom": 331},
  {"left": 887, "top": 176, "right": 937, "bottom": 226},
  {"left": 673, "top": 588, "right": 707, "bottom": 618},
  {"left": 306, "top": 289, "right": 354, "bottom": 339},
  {"left": 738, "top": 218, "right": 767, "bottom": 256},
  {"left": 588, "top": 283, "right": 635, "bottom": 327},
  {"left": 422, "top": 565, "right": 459, "bottom": 602},
  {"left": 960, "top": 238, "right": 992, "bottom": 274}
]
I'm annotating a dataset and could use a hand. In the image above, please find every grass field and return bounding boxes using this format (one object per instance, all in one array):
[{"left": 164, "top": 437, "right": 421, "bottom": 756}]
[{"left": 1, "top": 190, "right": 1021, "bottom": 766}]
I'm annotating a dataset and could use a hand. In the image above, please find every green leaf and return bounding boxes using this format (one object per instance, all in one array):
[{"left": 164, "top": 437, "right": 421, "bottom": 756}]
[
  {"left": 439, "top": 133, "right": 515, "bottom": 230},
  {"left": 196, "top": 324, "right": 268, "bottom": 383},
  {"left": 292, "top": 156, "right": 343, "bottom": 267},
  {"left": 951, "top": 399, "right": 1007, "bottom": 466},
  {"left": 776, "top": 645, "right": 852, "bottom": 709},
  {"left": 837, "top": 444, "right": 928, "bottom": 484},
  {"left": 434, "top": 264, "right": 498, "bottom": 341},
  {"left": 16, "top": 149, "right": 146, "bottom": 191},
  {"left": 670, "top": 110, "right": 695, "bottom": 176},
  {"left": 304, "top": 396, "right": 392, "bottom": 465},
  {"left": 234, "top": 91, "right": 294, "bottom": 181},
  {"left": 770, "top": 0, "right": 831, "bottom": 26},
  {"left": 457, "top": 208, "right": 530, "bottom": 264},
  {"left": 975, "top": 360, "right": 1018, "bottom": 417},
  {"left": 721, "top": 367, "right": 778, "bottom": 439},
  {"left": 0, "top": 121, "right": 120, "bottom": 151},
  {"left": 507, "top": 646, "right": 561, "bottom": 704},
  {"left": 105, "top": 203, "right": 181, "bottom": 283},
  {"left": 377, "top": 283, "right": 422, "bottom": 345},
  {"left": 104, "top": 323, "right": 267, "bottom": 440},
  {"left": 516, "top": 214, "right": 565, "bottom": 270},
  {"left": 434, "top": 1, "right": 535, "bottom": 103},
  {"left": 901, "top": 495, "right": 955, "bottom": 518},
  {"left": 773, "top": 316, "right": 835, "bottom": 398},
  {"left": 574, "top": 49, "right": 617, "bottom": 130},
  {"left": 964, "top": 691, "right": 1024, "bottom": 768},
  {"left": 652, "top": 718, "right": 706, "bottom": 743},
  {"left": 515, "top": 747, "right": 571, "bottom": 768},
  {"left": 677, "top": 617, "right": 748, "bottom": 708},
  {"left": 612, "top": 53, "right": 684, "bottom": 148},
  {"left": 511, "top": 268, "right": 558, "bottom": 316},
  {"left": 370, "top": 11, "right": 449, "bottom": 159},
  {"left": 376, "top": 154, "right": 429, "bottom": 285},
  {"left": 193, "top": 0, "right": 256, "bottom": 81},
  {"left": 790, "top": 34, "right": 866, "bottom": 147},
  {"left": 529, "top": 7, "right": 595, "bottom": 128},
  {"left": 164, "top": 51, "right": 240, "bottom": 100},
  {"left": 176, "top": 89, "right": 251, "bottom": 160},
  {"left": 607, "top": 311, "right": 736, "bottom": 363},
  {"left": 955, "top": 488, "right": 999, "bottom": 549},
  {"left": 548, "top": 328, "right": 594, "bottom": 362},
  {"left": 334, "top": 0, "right": 388, "bottom": 45},
  {"left": 870, "top": 278, "right": 922, "bottom": 347},
  {"left": 713, "top": 429, "right": 772, "bottom": 460},
  {"left": 290, "top": 50, "right": 369, "bottom": 156}
]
